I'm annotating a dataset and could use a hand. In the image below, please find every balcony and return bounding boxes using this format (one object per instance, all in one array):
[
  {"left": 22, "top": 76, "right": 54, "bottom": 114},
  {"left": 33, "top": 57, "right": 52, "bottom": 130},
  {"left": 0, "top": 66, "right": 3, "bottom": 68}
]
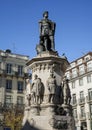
[
  {"left": 79, "top": 113, "right": 86, "bottom": 121},
  {"left": 78, "top": 98, "right": 85, "bottom": 105},
  {"left": 74, "top": 118, "right": 79, "bottom": 124},
  {"left": 86, "top": 96, "right": 92, "bottom": 103},
  {"left": 79, "top": 71, "right": 85, "bottom": 75},
  {"left": 87, "top": 67, "right": 92, "bottom": 72},
  {"left": 6, "top": 89, "right": 12, "bottom": 93},
  {"left": 17, "top": 90, "right": 23, "bottom": 94},
  {"left": 71, "top": 74, "right": 78, "bottom": 79},
  {"left": 86, "top": 112, "right": 92, "bottom": 120},
  {"left": 3, "top": 103, "right": 24, "bottom": 112},
  {"left": 3, "top": 103, "right": 13, "bottom": 110},
  {"left": 1, "top": 70, "right": 15, "bottom": 77},
  {"left": 15, "top": 71, "right": 24, "bottom": 78},
  {"left": 0, "top": 69, "right": 4, "bottom": 75},
  {"left": 15, "top": 104, "right": 24, "bottom": 112},
  {"left": 71, "top": 100, "right": 77, "bottom": 107}
]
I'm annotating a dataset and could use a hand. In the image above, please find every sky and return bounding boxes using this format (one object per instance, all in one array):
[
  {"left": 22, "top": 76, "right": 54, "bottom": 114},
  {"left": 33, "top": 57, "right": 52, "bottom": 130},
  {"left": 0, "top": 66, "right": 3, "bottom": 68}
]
[{"left": 0, "top": 0, "right": 92, "bottom": 62}]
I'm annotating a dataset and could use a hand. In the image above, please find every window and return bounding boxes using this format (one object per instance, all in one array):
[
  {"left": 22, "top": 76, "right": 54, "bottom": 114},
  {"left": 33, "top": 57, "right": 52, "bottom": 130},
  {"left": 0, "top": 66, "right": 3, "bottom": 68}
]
[
  {"left": 18, "top": 65, "right": 23, "bottom": 76},
  {"left": 80, "top": 91, "right": 84, "bottom": 103},
  {"left": 87, "top": 61, "right": 92, "bottom": 71},
  {"left": 6, "top": 63, "right": 12, "bottom": 74},
  {"left": 77, "top": 59, "right": 82, "bottom": 65},
  {"left": 79, "top": 65, "right": 85, "bottom": 75},
  {"left": 89, "top": 104, "right": 92, "bottom": 116},
  {"left": 5, "top": 95, "right": 13, "bottom": 108},
  {"left": 17, "top": 81, "right": 23, "bottom": 93},
  {"left": 79, "top": 78, "right": 83, "bottom": 86},
  {"left": 84, "top": 55, "right": 90, "bottom": 61},
  {"left": 6, "top": 80, "right": 12, "bottom": 91},
  {"left": 65, "top": 72, "right": 71, "bottom": 79},
  {"left": 87, "top": 74, "right": 91, "bottom": 83},
  {"left": 0, "top": 62, "right": 1, "bottom": 73},
  {"left": 72, "top": 81, "right": 75, "bottom": 89},
  {"left": 72, "top": 94, "right": 77, "bottom": 105},
  {"left": 85, "top": 57, "right": 89, "bottom": 61},
  {"left": 17, "top": 96, "right": 24, "bottom": 105},
  {"left": 80, "top": 91, "right": 84, "bottom": 98},
  {"left": 88, "top": 88, "right": 92, "bottom": 100},
  {"left": 73, "top": 109, "right": 77, "bottom": 118},
  {"left": 72, "top": 68, "right": 77, "bottom": 78},
  {"left": 71, "top": 62, "right": 76, "bottom": 68},
  {"left": 80, "top": 106, "right": 85, "bottom": 118}
]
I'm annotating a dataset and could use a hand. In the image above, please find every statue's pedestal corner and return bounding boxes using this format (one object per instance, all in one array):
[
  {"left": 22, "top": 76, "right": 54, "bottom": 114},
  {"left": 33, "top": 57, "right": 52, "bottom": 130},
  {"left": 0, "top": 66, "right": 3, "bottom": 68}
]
[
  {"left": 25, "top": 106, "right": 31, "bottom": 111},
  {"left": 36, "top": 50, "right": 59, "bottom": 58},
  {"left": 30, "top": 104, "right": 40, "bottom": 116},
  {"left": 62, "top": 104, "right": 73, "bottom": 116}
]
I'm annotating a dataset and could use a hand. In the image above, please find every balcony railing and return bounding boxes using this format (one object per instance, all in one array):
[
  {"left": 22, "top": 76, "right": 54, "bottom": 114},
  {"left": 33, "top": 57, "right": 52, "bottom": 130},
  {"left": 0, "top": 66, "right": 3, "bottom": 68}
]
[
  {"left": 86, "top": 112, "right": 92, "bottom": 119},
  {"left": 3, "top": 103, "right": 13, "bottom": 110},
  {"left": 79, "top": 113, "right": 86, "bottom": 120},
  {"left": 87, "top": 67, "right": 92, "bottom": 72},
  {"left": 71, "top": 100, "right": 77, "bottom": 106},
  {"left": 86, "top": 96, "right": 92, "bottom": 102},
  {"left": 15, "top": 104, "right": 25, "bottom": 112},
  {"left": 2, "top": 103, "right": 25, "bottom": 112},
  {"left": 17, "top": 90, "right": 23, "bottom": 94},
  {"left": 6, "top": 89, "right": 12, "bottom": 93},
  {"left": 79, "top": 71, "right": 85, "bottom": 75},
  {"left": 0, "top": 69, "right": 28, "bottom": 78},
  {"left": 78, "top": 98, "right": 85, "bottom": 104},
  {"left": 71, "top": 74, "right": 78, "bottom": 78}
]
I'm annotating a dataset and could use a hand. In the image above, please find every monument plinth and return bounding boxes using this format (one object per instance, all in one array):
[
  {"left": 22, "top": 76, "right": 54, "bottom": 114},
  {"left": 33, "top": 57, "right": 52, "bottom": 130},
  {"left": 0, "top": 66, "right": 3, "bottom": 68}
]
[{"left": 22, "top": 11, "right": 75, "bottom": 130}]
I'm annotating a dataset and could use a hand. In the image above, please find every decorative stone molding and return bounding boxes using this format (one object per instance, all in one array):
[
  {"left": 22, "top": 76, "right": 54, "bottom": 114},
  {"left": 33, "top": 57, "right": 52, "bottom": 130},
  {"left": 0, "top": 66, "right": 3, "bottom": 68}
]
[{"left": 49, "top": 118, "right": 68, "bottom": 129}]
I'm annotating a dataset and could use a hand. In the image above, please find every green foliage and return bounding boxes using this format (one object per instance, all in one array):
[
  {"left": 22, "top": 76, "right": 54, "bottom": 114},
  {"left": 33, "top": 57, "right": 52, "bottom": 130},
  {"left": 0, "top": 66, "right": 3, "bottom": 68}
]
[{"left": 3, "top": 109, "right": 23, "bottom": 130}]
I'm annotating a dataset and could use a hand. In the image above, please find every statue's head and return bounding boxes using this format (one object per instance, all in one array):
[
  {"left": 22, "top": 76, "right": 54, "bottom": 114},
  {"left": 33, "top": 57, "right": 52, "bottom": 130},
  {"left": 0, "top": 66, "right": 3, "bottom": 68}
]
[
  {"left": 34, "top": 74, "right": 38, "bottom": 79},
  {"left": 43, "top": 11, "right": 48, "bottom": 18},
  {"left": 26, "top": 79, "right": 30, "bottom": 83}
]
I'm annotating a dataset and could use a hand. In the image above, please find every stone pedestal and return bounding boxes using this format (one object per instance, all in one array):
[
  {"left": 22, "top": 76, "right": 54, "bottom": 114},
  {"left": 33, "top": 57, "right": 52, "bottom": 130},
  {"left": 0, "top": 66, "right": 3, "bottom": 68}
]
[
  {"left": 27, "top": 51, "right": 69, "bottom": 86},
  {"left": 22, "top": 52, "right": 75, "bottom": 130},
  {"left": 23, "top": 115, "right": 75, "bottom": 130}
]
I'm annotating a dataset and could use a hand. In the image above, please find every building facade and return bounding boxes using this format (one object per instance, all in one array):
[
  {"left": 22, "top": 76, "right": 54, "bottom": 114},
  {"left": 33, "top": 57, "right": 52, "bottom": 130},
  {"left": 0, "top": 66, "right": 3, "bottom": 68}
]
[
  {"left": 0, "top": 49, "right": 29, "bottom": 120},
  {"left": 65, "top": 52, "right": 92, "bottom": 130}
]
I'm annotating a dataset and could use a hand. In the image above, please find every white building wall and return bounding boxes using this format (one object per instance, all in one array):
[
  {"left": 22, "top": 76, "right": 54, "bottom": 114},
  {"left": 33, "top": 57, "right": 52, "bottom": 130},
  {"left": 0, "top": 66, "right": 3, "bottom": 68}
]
[
  {"left": 65, "top": 52, "right": 92, "bottom": 130},
  {"left": 0, "top": 50, "right": 29, "bottom": 113}
]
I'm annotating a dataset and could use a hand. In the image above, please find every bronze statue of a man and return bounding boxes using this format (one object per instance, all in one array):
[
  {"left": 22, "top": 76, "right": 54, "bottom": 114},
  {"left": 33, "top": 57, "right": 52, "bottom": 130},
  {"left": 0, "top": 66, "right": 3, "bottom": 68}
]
[{"left": 39, "top": 11, "right": 56, "bottom": 51}]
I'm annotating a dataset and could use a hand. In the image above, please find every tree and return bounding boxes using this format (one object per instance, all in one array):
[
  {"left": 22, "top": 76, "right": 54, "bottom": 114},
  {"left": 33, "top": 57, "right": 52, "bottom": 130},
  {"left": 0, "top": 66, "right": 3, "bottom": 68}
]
[{"left": 3, "top": 106, "right": 23, "bottom": 130}]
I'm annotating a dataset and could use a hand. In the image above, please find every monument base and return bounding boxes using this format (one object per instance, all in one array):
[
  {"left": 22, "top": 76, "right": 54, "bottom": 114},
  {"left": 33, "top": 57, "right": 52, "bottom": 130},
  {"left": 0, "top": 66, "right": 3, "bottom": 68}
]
[{"left": 22, "top": 115, "right": 75, "bottom": 130}]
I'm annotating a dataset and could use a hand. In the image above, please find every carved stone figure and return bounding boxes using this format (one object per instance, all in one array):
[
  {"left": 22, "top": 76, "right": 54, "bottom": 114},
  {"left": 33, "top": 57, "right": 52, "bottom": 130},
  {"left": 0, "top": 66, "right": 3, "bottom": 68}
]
[
  {"left": 35, "top": 78, "right": 44, "bottom": 104},
  {"left": 62, "top": 76, "right": 71, "bottom": 105},
  {"left": 39, "top": 11, "right": 56, "bottom": 51},
  {"left": 31, "top": 74, "right": 38, "bottom": 104},
  {"left": 47, "top": 73, "right": 57, "bottom": 103},
  {"left": 25, "top": 79, "right": 31, "bottom": 106},
  {"left": 31, "top": 75, "right": 44, "bottom": 104},
  {"left": 36, "top": 43, "right": 45, "bottom": 54},
  {"left": 55, "top": 83, "right": 63, "bottom": 104}
]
